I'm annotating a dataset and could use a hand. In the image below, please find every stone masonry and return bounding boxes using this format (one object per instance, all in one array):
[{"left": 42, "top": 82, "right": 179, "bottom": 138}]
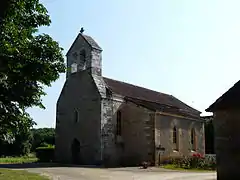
[
  {"left": 55, "top": 32, "right": 205, "bottom": 167},
  {"left": 211, "top": 110, "right": 240, "bottom": 180},
  {"left": 206, "top": 80, "right": 240, "bottom": 180}
]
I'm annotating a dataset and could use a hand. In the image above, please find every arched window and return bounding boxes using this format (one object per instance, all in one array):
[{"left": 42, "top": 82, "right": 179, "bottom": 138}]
[
  {"left": 173, "top": 126, "right": 177, "bottom": 144},
  {"left": 191, "top": 128, "right": 196, "bottom": 151},
  {"left": 116, "top": 111, "right": 122, "bottom": 135},
  {"left": 173, "top": 126, "right": 179, "bottom": 151}
]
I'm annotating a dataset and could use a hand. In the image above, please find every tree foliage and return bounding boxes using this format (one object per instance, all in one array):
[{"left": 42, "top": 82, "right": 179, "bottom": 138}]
[
  {"left": 0, "top": 0, "right": 65, "bottom": 137},
  {"left": 0, "top": 113, "right": 35, "bottom": 156},
  {"left": 205, "top": 118, "right": 215, "bottom": 154},
  {"left": 31, "top": 128, "right": 55, "bottom": 151},
  {"left": 0, "top": 0, "right": 11, "bottom": 27}
]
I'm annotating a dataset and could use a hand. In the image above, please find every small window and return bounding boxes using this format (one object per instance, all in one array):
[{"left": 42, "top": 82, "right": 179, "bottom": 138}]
[
  {"left": 116, "top": 111, "right": 122, "bottom": 135},
  {"left": 74, "top": 110, "right": 79, "bottom": 123},
  {"left": 191, "top": 128, "right": 196, "bottom": 151}
]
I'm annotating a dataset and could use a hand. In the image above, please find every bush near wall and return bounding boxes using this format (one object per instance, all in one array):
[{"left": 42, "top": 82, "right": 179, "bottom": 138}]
[
  {"left": 35, "top": 145, "right": 55, "bottom": 162},
  {"left": 164, "top": 153, "right": 216, "bottom": 170}
]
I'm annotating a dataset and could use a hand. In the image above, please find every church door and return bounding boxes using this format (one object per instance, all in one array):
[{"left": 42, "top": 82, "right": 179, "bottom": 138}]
[{"left": 71, "top": 138, "right": 81, "bottom": 164}]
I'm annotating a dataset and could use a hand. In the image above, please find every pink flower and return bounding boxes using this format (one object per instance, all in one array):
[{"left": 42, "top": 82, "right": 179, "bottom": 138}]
[{"left": 192, "top": 153, "right": 203, "bottom": 158}]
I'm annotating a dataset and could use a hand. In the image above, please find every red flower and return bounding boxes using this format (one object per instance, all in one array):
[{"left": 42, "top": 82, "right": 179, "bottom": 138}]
[{"left": 192, "top": 153, "right": 203, "bottom": 158}]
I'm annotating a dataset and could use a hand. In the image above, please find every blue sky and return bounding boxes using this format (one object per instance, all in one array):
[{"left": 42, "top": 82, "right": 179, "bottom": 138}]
[{"left": 28, "top": 0, "right": 240, "bottom": 127}]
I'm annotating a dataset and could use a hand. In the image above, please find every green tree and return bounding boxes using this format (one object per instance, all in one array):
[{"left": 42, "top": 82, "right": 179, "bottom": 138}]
[
  {"left": 0, "top": 0, "right": 11, "bottom": 26},
  {"left": 31, "top": 128, "right": 55, "bottom": 151},
  {"left": 205, "top": 117, "right": 215, "bottom": 154},
  {"left": 12, "top": 113, "right": 35, "bottom": 155},
  {"left": 0, "top": 113, "right": 35, "bottom": 156},
  {"left": 0, "top": 0, "right": 65, "bottom": 138}
]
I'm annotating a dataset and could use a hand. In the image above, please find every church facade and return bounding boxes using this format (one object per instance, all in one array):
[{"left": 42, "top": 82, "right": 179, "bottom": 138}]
[{"left": 55, "top": 32, "right": 205, "bottom": 166}]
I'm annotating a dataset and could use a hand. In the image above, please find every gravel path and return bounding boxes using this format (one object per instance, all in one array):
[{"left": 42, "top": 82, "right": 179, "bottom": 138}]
[{"left": 21, "top": 166, "right": 216, "bottom": 180}]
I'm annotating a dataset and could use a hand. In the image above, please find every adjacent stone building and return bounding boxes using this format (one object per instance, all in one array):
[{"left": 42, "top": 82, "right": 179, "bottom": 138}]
[
  {"left": 55, "top": 31, "right": 205, "bottom": 167},
  {"left": 206, "top": 81, "right": 240, "bottom": 180}
]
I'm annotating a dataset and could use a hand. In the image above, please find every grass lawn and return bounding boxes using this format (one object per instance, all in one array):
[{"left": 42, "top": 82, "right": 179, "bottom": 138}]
[
  {"left": 162, "top": 164, "right": 215, "bottom": 172},
  {"left": 0, "top": 155, "right": 38, "bottom": 164},
  {"left": 0, "top": 169, "right": 49, "bottom": 180}
]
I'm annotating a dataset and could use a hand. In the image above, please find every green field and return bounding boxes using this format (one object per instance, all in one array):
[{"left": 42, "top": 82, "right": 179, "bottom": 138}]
[
  {"left": 0, "top": 155, "right": 38, "bottom": 164},
  {"left": 0, "top": 169, "right": 49, "bottom": 180}
]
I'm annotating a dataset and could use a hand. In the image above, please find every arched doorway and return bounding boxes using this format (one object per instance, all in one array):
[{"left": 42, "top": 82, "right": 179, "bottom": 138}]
[{"left": 71, "top": 138, "right": 80, "bottom": 164}]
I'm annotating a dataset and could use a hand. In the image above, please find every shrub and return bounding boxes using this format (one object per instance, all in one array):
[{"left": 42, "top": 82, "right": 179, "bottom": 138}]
[
  {"left": 35, "top": 145, "right": 55, "bottom": 162},
  {"left": 166, "top": 153, "right": 216, "bottom": 170}
]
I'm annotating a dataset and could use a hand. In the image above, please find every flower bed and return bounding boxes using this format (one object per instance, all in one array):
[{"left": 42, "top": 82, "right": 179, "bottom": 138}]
[{"left": 164, "top": 153, "right": 216, "bottom": 170}]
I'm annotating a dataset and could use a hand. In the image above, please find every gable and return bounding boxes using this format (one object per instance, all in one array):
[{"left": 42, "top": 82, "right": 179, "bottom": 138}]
[
  {"left": 66, "top": 33, "right": 102, "bottom": 56},
  {"left": 66, "top": 33, "right": 91, "bottom": 56},
  {"left": 57, "top": 71, "right": 101, "bottom": 109}
]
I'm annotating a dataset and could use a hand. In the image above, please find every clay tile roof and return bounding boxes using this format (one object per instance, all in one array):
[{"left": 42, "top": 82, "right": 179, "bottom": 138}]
[
  {"left": 206, "top": 80, "right": 240, "bottom": 112},
  {"left": 103, "top": 77, "right": 201, "bottom": 116},
  {"left": 82, "top": 34, "right": 102, "bottom": 51}
]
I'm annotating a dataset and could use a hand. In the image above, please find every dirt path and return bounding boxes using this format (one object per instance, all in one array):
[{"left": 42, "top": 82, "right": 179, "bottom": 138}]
[{"left": 22, "top": 166, "right": 216, "bottom": 180}]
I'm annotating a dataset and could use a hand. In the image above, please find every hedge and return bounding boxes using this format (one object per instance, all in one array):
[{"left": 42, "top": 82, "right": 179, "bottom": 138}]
[{"left": 35, "top": 146, "right": 55, "bottom": 162}]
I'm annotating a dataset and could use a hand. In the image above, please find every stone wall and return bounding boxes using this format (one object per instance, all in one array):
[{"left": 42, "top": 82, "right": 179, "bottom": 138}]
[
  {"left": 119, "top": 102, "right": 155, "bottom": 166},
  {"left": 55, "top": 71, "right": 101, "bottom": 164},
  {"left": 214, "top": 110, "right": 240, "bottom": 180},
  {"left": 155, "top": 113, "right": 205, "bottom": 164},
  {"left": 100, "top": 97, "right": 123, "bottom": 166},
  {"left": 98, "top": 98, "right": 155, "bottom": 167},
  {"left": 97, "top": 98, "right": 205, "bottom": 167}
]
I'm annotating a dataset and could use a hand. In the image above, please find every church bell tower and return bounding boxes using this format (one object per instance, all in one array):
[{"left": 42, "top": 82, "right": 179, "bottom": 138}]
[{"left": 66, "top": 28, "right": 103, "bottom": 79}]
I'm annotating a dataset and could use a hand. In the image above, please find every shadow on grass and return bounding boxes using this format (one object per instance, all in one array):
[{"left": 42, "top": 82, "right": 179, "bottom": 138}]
[
  {"left": 0, "top": 162, "right": 103, "bottom": 169},
  {"left": 0, "top": 163, "right": 154, "bottom": 170}
]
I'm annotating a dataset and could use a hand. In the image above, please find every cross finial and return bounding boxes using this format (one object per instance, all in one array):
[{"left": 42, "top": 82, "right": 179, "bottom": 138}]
[{"left": 80, "top": 27, "right": 84, "bottom": 34}]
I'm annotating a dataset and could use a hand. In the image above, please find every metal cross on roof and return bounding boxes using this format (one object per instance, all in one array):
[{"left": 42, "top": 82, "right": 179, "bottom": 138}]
[{"left": 80, "top": 27, "right": 84, "bottom": 34}]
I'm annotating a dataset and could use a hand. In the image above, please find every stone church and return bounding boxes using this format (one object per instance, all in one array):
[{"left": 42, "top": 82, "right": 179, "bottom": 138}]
[{"left": 55, "top": 31, "right": 205, "bottom": 166}]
